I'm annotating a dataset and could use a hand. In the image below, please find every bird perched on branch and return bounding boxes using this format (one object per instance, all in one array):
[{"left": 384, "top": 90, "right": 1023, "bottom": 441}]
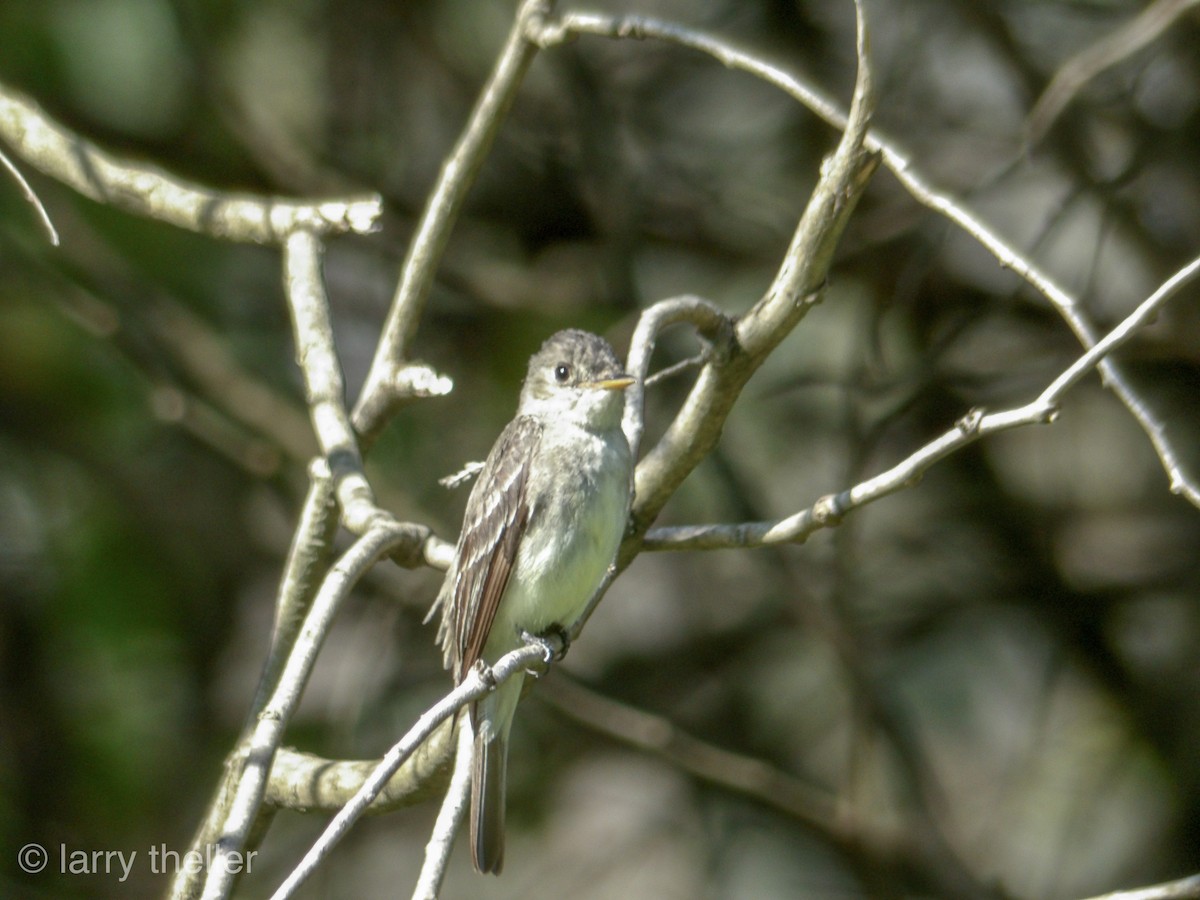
[{"left": 435, "top": 329, "right": 635, "bottom": 873}]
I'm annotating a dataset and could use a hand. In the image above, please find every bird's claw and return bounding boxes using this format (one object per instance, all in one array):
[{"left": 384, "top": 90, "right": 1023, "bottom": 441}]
[
  {"left": 472, "top": 658, "right": 498, "bottom": 689},
  {"left": 520, "top": 625, "right": 570, "bottom": 670}
]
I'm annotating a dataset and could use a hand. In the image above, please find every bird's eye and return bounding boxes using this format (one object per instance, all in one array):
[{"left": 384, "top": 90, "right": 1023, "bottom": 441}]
[{"left": 553, "top": 363, "right": 572, "bottom": 383}]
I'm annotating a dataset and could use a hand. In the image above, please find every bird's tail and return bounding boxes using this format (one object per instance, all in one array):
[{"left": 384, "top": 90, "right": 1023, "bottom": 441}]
[{"left": 470, "top": 723, "right": 507, "bottom": 874}]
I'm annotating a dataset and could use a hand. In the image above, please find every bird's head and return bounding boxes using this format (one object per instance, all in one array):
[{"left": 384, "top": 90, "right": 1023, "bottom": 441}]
[{"left": 518, "top": 329, "right": 634, "bottom": 430}]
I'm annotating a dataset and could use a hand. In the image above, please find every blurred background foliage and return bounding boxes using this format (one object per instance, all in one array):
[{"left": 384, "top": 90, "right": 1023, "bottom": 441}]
[{"left": 1, "top": 0, "right": 1199, "bottom": 897}]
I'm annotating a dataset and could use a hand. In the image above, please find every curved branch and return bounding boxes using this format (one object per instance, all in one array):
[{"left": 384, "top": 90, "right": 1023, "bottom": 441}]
[
  {"left": 621, "top": 294, "right": 733, "bottom": 462},
  {"left": 563, "top": 0, "right": 876, "bottom": 640}
]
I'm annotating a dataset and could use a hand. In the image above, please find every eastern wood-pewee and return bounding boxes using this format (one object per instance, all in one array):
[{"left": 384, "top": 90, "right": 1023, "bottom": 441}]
[{"left": 436, "top": 329, "right": 635, "bottom": 874}]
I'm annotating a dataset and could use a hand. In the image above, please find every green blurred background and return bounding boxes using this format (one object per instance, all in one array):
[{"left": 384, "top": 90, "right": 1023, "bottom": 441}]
[{"left": 1, "top": 0, "right": 1199, "bottom": 897}]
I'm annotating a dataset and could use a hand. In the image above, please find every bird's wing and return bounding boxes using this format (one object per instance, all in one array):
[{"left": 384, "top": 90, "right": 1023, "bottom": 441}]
[{"left": 441, "top": 415, "right": 542, "bottom": 683}]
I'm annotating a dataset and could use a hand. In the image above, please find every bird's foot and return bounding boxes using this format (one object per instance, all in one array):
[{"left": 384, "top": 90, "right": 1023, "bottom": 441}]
[
  {"left": 472, "top": 658, "right": 498, "bottom": 689},
  {"left": 520, "top": 625, "right": 570, "bottom": 669}
]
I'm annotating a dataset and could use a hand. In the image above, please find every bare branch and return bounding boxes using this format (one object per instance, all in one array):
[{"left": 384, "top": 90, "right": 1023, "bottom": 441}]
[
  {"left": 529, "top": 10, "right": 848, "bottom": 128},
  {"left": 411, "top": 722, "right": 474, "bottom": 900},
  {"left": 876, "top": 155, "right": 1200, "bottom": 508},
  {"left": 0, "top": 84, "right": 380, "bottom": 243},
  {"left": 284, "top": 232, "right": 449, "bottom": 560},
  {"left": 739, "top": 0, "right": 874, "bottom": 356},
  {"left": 266, "top": 722, "right": 457, "bottom": 814},
  {"left": 175, "top": 52, "right": 463, "bottom": 895},
  {"left": 1039, "top": 254, "right": 1200, "bottom": 404},
  {"left": 438, "top": 460, "right": 485, "bottom": 490},
  {"left": 201, "top": 519, "right": 413, "bottom": 900},
  {"left": 170, "top": 463, "right": 340, "bottom": 900},
  {"left": 268, "top": 638, "right": 556, "bottom": 900},
  {"left": 352, "top": 0, "right": 554, "bottom": 441},
  {"left": 644, "top": 252, "right": 1200, "bottom": 552},
  {"left": 1025, "top": 0, "right": 1200, "bottom": 148},
  {"left": 895, "top": 225, "right": 1199, "bottom": 507},
  {"left": 557, "top": 1, "right": 878, "bottom": 643},
  {"left": 282, "top": 230, "right": 379, "bottom": 533}
]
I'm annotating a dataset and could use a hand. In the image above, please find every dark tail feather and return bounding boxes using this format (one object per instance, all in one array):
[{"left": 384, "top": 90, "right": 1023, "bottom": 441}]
[{"left": 470, "top": 729, "right": 507, "bottom": 874}]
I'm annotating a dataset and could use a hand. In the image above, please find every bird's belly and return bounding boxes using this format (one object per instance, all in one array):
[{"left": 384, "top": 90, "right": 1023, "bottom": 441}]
[{"left": 486, "top": 439, "right": 628, "bottom": 653}]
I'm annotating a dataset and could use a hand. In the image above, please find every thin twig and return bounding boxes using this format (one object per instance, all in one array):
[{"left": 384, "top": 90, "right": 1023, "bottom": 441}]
[
  {"left": 0, "top": 144, "right": 58, "bottom": 244},
  {"left": 1040, "top": 254, "right": 1200, "bottom": 402},
  {"left": 643, "top": 252, "right": 1200, "bottom": 552},
  {"left": 170, "top": 463, "right": 340, "bottom": 900},
  {"left": 642, "top": 352, "right": 705, "bottom": 388},
  {"left": 352, "top": 0, "right": 553, "bottom": 440},
  {"left": 269, "top": 639, "right": 555, "bottom": 900},
  {"left": 438, "top": 460, "right": 484, "bottom": 490},
  {"left": 411, "top": 719, "right": 474, "bottom": 900},
  {"left": 1025, "top": 0, "right": 1200, "bottom": 148},
  {"left": 200, "top": 520, "right": 413, "bottom": 900}
]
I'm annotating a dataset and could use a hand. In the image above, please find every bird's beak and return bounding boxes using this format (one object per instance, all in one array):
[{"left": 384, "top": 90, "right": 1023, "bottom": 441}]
[{"left": 589, "top": 374, "right": 636, "bottom": 391}]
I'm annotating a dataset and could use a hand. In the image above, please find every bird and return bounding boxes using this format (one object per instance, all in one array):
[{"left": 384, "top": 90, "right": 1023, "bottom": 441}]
[{"left": 435, "top": 329, "right": 635, "bottom": 874}]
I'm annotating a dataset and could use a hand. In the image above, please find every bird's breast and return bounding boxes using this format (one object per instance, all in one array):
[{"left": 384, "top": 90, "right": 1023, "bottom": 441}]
[{"left": 487, "top": 425, "right": 631, "bottom": 648}]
